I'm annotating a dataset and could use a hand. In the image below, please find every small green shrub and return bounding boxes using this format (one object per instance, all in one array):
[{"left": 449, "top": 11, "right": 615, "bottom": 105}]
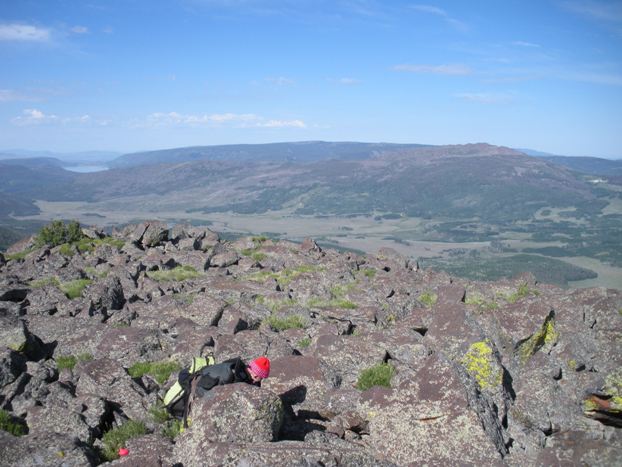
[
  {"left": 128, "top": 360, "right": 180, "bottom": 385},
  {"left": 356, "top": 363, "right": 395, "bottom": 391},
  {"left": 101, "top": 420, "right": 147, "bottom": 461},
  {"left": 0, "top": 409, "right": 26, "bottom": 436},
  {"left": 147, "top": 265, "right": 201, "bottom": 282},
  {"left": 59, "top": 279, "right": 92, "bottom": 299},
  {"left": 35, "top": 220, "right": 83, "bottom": 248},
  {"left": 264, "top": 314, "right": 307, "bottom": 332},
  {"left": 418, "top": 291, "right": 438, "bottom": 307}
]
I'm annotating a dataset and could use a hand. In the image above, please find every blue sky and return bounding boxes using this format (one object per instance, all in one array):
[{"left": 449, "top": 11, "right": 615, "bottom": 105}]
[{"left": 1, "top": 0, "right": 621, "bottom": 157}]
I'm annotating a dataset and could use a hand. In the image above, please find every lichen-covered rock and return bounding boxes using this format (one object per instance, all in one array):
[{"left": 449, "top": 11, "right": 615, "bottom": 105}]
[
  {"left": 359, "top": 353, "right": 504, "bottom": 465},
  {"left": 140, "top": 221, "right": 169, "bottom": 248},
  {"left": 0, "top": 227, "right": 620, "bottom": 466},
  {"left": 75, "top": 358, "right": 151, "bottom": 420},
  {"left": 0, "top": 430, "right": 98, "bottom": 466},
  {"left": 173, "top": 383, "right": 284, "bottom": 464},
  {"left": 85, "top": 275, "right": 125, "bottom": 319}
]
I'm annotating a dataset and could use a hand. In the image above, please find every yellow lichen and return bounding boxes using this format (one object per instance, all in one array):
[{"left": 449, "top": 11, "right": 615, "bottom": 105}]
[
  {"left": 604, "top": 369, "right": 622, "bottom": 412},
  {"left": 461, "top": 340, "right": 502, "bottom": 390},
  {"left": 517, "top": 314, "right": 558, "bottom": 364}
]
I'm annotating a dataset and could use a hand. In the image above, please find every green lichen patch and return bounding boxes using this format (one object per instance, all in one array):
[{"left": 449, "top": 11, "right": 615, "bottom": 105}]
[
  {"left": 461, "top": 340, "right": 502, "bottom": 390},
  {"left": 516, "top": 312, "right": 558, "bottom": 364}
]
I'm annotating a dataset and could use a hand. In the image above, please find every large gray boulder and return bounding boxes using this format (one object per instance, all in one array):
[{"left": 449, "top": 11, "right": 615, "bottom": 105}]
[{"left": 173, "top": 383, "right": 284, "bottom": 464}]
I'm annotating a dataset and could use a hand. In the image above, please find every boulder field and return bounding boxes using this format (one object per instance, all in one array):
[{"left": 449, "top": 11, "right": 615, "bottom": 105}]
[{"left": 0, "top": 221, "right": 620, "bottom": 466}]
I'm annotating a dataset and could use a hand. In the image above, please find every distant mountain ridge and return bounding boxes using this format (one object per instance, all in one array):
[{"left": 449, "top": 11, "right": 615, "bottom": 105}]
[{"left": 108, "top": 141, "right": 430, "bottom": 168}]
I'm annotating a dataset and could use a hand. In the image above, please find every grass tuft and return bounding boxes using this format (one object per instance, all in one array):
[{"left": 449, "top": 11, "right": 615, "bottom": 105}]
[
  {"left": 356, "top": 363, "right": 395, "bottom": 391},
  {"left": 56, "top": 353, "right": 93, "bottom": 371},
  {"left": 147, "top": 265, "right": 201, "bottom": 282},
  {"left": 264, "top": 314, "right": 307, "bottom": 332},
  {"left": 128, "top": 360, "right": 180, "bottom": 385},
  {"left": 0, "top": 409, "right": 27, "bottom": 436},
  {"left": 297, "top": 337, "right": 311, "bottom": 348},
  {"left": 59, "top": 279, "right": 92, "bottom": 299}
]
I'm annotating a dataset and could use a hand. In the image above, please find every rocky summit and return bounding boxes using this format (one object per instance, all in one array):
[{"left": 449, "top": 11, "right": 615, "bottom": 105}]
[{"left": 0, "top": 221, "right": 621, "bottom": 466}]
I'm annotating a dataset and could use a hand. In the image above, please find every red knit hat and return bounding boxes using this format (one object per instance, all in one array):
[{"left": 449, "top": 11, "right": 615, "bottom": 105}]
[{"left": 248, "top": 356, "right": 270, "bottom": 379}]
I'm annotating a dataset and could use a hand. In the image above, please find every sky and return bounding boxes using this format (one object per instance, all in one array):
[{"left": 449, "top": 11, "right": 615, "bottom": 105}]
[{"left": 0, "top": 0, "right": 621, "bottom": 158}]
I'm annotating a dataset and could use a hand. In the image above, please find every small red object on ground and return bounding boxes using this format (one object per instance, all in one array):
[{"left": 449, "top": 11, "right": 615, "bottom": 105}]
[{"left": 118, "top": 448, "right": 129, "bottom": 456}]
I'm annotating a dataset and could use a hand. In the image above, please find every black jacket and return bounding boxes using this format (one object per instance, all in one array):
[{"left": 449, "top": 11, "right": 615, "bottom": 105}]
[{"left": 177, "top": 357, "right": 258, "bottom": 398}]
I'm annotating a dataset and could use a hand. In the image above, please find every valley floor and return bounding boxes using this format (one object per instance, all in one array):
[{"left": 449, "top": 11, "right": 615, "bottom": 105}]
[{"left": 13, "top": 200, "right": 622, "bottom": 290}]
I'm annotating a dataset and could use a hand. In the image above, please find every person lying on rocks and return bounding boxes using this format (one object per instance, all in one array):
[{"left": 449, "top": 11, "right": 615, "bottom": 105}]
[{"left": 165, "top": 356, "right": 271, "bottom": 423}]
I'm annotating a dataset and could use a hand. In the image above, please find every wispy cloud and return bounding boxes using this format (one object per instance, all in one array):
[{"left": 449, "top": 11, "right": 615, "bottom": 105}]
[
  {"left": 393, "top": 64, "right": 472, "bottom": 75},
  {"left": 11, "top": 109, "right": 59, "bottom": 125},
  {"left": 455, "top": 92, "right": 516, "bottom": 104},
  {"left": 511, "top": 41, "right": 541, "bottom": 48},
  {"left": 11, "top": 109, "right": 102, "bottom": 126},
  {"left": 0, "top": 89, "right": 33, "bottom": 102},
  {"left": 256, "top": 119, "right": 306, "bottom": 128},
  {"left": 410, "top": 4, "right": 468, "bottom": 31},
  {"left": 0, "top": 23, "right": 50, "bottom": 42},
  {"left": 139, "top": 111, "right": 306, "bottom": 128},
  {"left": 336, "top": 77, "right": 361, "bottom": 85},
  {"left": 265, "top": 76, "right": 294, "bottom": 86},
  {"left": 71, "top": 26, "right": 89, "bottom": 34}
]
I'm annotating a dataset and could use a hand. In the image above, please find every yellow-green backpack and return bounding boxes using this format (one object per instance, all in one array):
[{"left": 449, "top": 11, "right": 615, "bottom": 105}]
[{"left": 163, "top": 355, "right": 215, "bottom": 407}]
